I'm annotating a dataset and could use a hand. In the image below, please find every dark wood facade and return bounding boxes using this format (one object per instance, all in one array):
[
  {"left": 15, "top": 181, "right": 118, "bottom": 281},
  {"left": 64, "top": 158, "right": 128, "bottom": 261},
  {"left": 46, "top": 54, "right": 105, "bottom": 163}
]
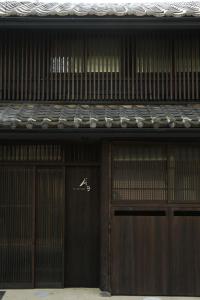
[
  {"left": 1, "top": 18, "right": 200, "bottom": 296},
  {"left": 0, "top": 141, "right": 200, "bottom": 295},
  {"left": 0, "top": 143, "right": 100, "bottom": 288},
  {"left": 0, "top": 29, "right": 200, "bottom": 103}
]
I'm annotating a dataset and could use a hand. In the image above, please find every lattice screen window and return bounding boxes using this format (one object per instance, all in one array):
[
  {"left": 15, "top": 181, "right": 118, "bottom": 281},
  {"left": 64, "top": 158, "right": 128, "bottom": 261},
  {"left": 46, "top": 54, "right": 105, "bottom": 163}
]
[
  {"left": 170, "top": 146, "right": 200, "bottom": 202},
  {"left": 112, "top": 144, "right": 167, "bottom": 201},
  {"left": 1, "top": 30, "right": 200, "bottom": 101},
  {"left": 136, "top": 34, "right": 172, "bottom": 73},
  {"left": 51, "top": 36, "right": 119, "bottom": 74},
  {"left": 112, "top": 144, "right": 200, "bottom": 203}
]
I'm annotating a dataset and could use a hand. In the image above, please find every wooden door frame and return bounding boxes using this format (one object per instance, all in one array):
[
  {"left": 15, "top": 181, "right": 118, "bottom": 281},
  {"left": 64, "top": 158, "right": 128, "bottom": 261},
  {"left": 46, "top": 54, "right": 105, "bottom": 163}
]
[{"left": 64, "top": 164, "right": 101, "bottom": 287}]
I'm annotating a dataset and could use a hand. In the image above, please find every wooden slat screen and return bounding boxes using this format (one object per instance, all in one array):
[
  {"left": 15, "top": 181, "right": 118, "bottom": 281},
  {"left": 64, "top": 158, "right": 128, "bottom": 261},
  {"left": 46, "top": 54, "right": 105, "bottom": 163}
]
[
  {"left": 112, "top": 143, "right": 200, "bottom": 203},
  {"left": 0, "top": 167, "right": 34, "bottom": 287},
  {"left": 170, "top": 146, "right": 200, "bottom": 202},
  {"left": 0, "top": 30, "right": 200, "bottom": 102},
  {"left": 112, "top": 144, "right": 167, "bottom": 201},
  {"left": 35, "top": 168, "right": 64, "bottom": 287},
  {"left": 0, "top": 144, "right": 63, "bottom": 161},
  {"left": 65, "top": 143, "right": 100, "bottom": 163}
]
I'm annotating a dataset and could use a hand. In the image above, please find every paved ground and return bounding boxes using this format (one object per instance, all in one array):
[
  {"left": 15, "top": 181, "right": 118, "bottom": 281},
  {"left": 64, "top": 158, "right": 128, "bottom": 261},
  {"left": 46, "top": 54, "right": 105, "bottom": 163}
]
[{"left": 1, "top": 289, "right": 199, "bottom": 300}]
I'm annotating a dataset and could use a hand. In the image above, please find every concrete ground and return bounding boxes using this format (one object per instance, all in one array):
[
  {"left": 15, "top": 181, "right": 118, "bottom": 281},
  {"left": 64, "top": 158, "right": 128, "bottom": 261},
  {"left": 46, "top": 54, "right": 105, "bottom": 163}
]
[{"left": 1, "top": 289, "right": 199, "bottom": 300}]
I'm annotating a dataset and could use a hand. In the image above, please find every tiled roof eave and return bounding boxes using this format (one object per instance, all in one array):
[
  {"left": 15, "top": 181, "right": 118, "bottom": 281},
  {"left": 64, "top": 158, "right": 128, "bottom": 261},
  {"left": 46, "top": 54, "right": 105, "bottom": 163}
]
[
  {"left": 0, "top": 104, "right": 200, "bottom": 130},
  {"left": 0, "top": 1, "right": 200, "bottom": 18}
]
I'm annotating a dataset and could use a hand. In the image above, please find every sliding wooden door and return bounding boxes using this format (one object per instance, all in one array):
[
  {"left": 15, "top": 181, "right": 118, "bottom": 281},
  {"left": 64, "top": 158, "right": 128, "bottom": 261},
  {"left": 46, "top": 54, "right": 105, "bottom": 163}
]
[
  {"left": 0, "top": 166, "right": 34, "bottom": 288},
  {"left": 35, "top": 167, "right": 64, "bottom": 288}
]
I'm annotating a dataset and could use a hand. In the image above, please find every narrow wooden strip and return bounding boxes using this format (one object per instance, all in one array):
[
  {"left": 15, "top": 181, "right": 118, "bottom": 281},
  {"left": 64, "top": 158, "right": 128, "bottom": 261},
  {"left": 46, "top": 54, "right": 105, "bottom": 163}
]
[
  {"left": 114, "top": 34, "right": 118, "bottom": 100},
  {"left": 33, "top": 33, "right": 37, "bottom": 101},
  {"left": 7, "top": 31, "right": 11, "bottom": 100},
  {"left": 37, "top": 33, "right": 41, "bottom": 101},
  {"left": 93, "top": 34, "right": 96, "bottom": 100},
  {"left": 127, "top": 34, "right": 130, "bottom": 101},
  {"left": 148, "top": 33, "right": 151, "bottom": 100},
  {"left": 140, "top": 36, "right": 143, "bottom": 100},
  {"left": 24, "top": 32, "right": 28, "bottom": 100},
  {"left": 3, "top": 31, "right": 7, "bottom": 100},
  {"left": 131, "top": 33, "right": 134, "bottom": 100},
  {"left": 80, "top": 35, "right": 83, "bottom": 100},
  {"left": 196, "top": 33, "right": 199, "bottom": 99},
  {"left": 71, "top": 34, "right": 75, "bottom": 101},
  {"left": 161, "top": 35, "right": 165, "bottom": 100},
  {"left": 88, "top": 34, "right": 92, "bottom": 101},
  {"left": 0, "top": 31, "right": 3, "bottom": 100},
  {"left": 156, "top": 34, "right": 160, "bottom": 100},
  {"left": 41, "top": 31, "right": 45, "bottom": 100},
  {"left": 46, "top": 32, "right": 50, "bottom": 101},
  {"left": 58, "top": 32, "right": 62, "bottom": 101},
  {"left": 144, "top": 34, "right": 147, "bottom": 101},
  {"left": 84, "top": 34, "right": 87, "bottom": 100},
  {"left": 186, "top": 33, "right": 190, "bottom": 100},
  {"left": 54, "top": 32, "right": 58, "bottom": 101},
  {"left": 191, "top": 33, "right": 195, "bottom": 100},
  {"left": 50, "top": 33, "right": 53, "bottom": 100},
  {"left": 62, "top": 32, "right": 66, "bottom": 101}
]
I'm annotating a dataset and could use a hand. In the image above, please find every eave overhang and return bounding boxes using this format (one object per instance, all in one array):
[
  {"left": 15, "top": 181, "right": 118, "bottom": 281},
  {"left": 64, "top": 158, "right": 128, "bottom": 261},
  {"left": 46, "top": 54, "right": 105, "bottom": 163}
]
[
  {"left": 1, "top": 1, "right": 200, "bottom": 29},
  {"left": 1, "top": 104, "right": 200, "bottom": 130}
]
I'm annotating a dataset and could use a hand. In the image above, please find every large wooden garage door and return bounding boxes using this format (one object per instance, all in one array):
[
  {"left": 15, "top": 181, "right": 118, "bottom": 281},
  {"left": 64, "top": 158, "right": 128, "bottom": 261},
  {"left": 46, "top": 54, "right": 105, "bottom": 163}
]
[
  {"left": 170, "top": 210, "right": 200, "bottom": 295},
  {"left": 112, "top": 209, "right": 168, "bottom": 295},
  {"left": 111, "top": 143, "right": 200, "bottom": 296}
]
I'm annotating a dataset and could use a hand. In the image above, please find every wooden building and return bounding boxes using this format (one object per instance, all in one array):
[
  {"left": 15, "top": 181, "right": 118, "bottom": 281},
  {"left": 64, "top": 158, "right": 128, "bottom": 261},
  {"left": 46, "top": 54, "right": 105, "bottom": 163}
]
[{"left": 1, "top": 0, "right": 200, "bottom": 296}]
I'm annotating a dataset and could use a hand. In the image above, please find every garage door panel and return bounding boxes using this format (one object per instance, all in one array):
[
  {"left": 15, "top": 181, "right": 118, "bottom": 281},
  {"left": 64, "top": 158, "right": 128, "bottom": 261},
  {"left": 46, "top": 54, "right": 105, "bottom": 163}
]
[
  {"left": 171, "top": 209, "right": 200, "bottom": 296},
  {"left": 111, "top": 209, "right": 168, "bottom": 295}
]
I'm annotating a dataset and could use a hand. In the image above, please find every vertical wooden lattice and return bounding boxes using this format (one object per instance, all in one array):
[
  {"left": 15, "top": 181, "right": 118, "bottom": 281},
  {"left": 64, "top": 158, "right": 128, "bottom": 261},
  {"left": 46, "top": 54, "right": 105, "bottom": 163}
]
[
  {"left": 112, "top": 144, "right": 167, "bottom": 201},
  {"left": 0, "top": 30, "right": 199, "bottom": 102},
  {"left": 35, "top": 168, "right": 64, "bottom": 287},
  {"left": 0, "top": 167, "right": 34, "bottom": 287}
]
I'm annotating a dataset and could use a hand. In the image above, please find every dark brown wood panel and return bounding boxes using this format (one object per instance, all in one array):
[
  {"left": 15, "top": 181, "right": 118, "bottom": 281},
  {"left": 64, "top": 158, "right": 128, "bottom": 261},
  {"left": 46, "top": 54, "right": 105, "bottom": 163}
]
[
  {"left": 65, "top": 166, "right": 100, "bottom": 287},
  {"left": 1, "top": 30, "right": 200, "bottom": 102},
  {"left": 35, "top": 167, "right": 64, "bottom": 288},
  {"left": 0, "top": 166, "right": 34, "bottom": 288},
  {"left": 111, "top": 208, "right": 169, "bottom": 295},
  {"left": 170, "top": 209, "right": 200, "bottom": 296}
]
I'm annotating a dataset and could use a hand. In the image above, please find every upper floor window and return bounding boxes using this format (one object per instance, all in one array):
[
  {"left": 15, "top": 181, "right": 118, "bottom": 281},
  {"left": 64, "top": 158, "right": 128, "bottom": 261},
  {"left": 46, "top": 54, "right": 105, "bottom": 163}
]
[
  {"left": 0, "top": 30, "right": 200, "bottom": 102},
  {"left": 51, "top": 37, "right": 120, "bottom": 74}
]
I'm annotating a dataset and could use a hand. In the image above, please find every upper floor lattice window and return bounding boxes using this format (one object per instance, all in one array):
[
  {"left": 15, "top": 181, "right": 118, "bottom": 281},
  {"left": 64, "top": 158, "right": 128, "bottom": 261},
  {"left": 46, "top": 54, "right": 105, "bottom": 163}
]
[{"left": 0, "top": 30, "right": 200, "bottom": 102}]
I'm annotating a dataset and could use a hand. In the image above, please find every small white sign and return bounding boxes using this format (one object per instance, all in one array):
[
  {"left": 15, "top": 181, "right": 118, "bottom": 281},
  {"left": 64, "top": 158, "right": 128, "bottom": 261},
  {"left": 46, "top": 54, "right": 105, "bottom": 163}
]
[{"left": 73, "top": 177, "right": 91, "bottom": 192}]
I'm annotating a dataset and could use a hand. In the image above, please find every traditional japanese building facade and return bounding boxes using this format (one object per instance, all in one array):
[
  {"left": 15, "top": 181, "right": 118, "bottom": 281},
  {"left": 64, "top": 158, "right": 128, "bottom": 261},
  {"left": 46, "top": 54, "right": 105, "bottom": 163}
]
[{"left": 1, "top": 0, "right": 200, "bottom": 296}]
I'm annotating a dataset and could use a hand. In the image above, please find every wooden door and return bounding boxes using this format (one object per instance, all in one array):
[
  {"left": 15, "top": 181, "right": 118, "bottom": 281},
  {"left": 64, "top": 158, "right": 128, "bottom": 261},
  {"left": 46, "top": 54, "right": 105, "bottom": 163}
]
[
  {"left": 35, "top": 167, "right": 64, "bottom": 288},
  {"left": 111, "top": 209, "right": 169, "bottom": 295},
  {"left": 170, "top": 209, "right": 200, "bottom": 296},
  {"left": 0, "top": 166, "right": 34, "bottom": 288},
  {"left": 65, "top": 166, "right": 99, "bottom": 287}
]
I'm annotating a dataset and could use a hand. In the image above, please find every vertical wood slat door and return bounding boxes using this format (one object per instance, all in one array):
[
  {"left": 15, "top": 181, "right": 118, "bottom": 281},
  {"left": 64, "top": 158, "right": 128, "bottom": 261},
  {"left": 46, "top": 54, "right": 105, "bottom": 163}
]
[
  {"left": 35, "top": 167, "right": 64, "bottom": 288},
  {"left": 170, "top": 209, "right": 200, "bottom": 296},
  {"left": 111, "top": 209, "right": 169, "bottom": 295},
  {"left": 0, "top": 166, "right": 34, "bottom": 288},
  {"left": 65, "top": 167, "right": 100, "bottom": 287}
]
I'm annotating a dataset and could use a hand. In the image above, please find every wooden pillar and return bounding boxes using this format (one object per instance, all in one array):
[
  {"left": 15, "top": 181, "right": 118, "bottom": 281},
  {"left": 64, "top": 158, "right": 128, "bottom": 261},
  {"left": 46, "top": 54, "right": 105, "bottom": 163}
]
[{"left": 100, "top": 141, "right": 111, "bottom": 292}]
